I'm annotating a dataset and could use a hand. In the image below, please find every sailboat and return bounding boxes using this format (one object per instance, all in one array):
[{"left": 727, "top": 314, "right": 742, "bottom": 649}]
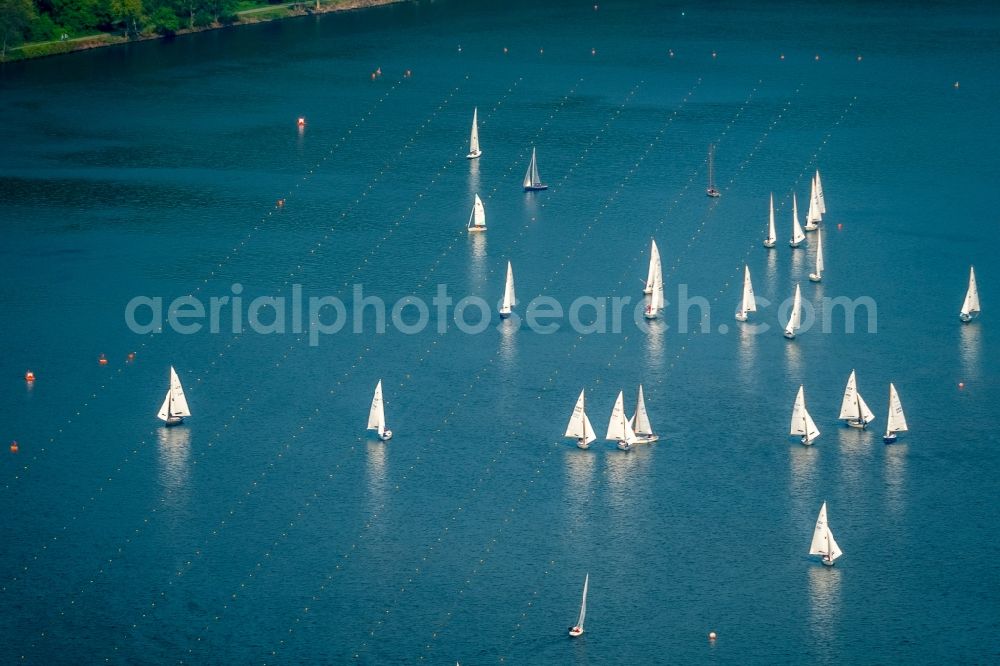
[
  {"left": 838, "top": 370, "right": 875, "bottom": 429},
  {"left": 959, "top": 265, "right": 980, "bottom": 322},
  {"left": 789, "top": 193, "right": 805, "bottom": 247},
  {"left": 735, "top": 264, "right": 756, "bottom": 322},
  {"left": 522, "top": 147, "right": 547, "bottom": 191},
  {"left": 783, "top": 284, "right": 802, "bottom": 339},
  {"left": 763, "top": 193, "right": 777, "bottom": 248},
  {"left": 706, "top": 143, "right": 721, "bottom": 197},
  {"left": 568, "top": 573, "right": 588, "bottom": 637},
  {"left": 883, "top": 382, "right": 908, "bottom": 444},
  {"left": 644, "top": 260, "right": 664, "bottom": 320},
  {"left": 630, "top": 384, "right": 659, "bottom": 443},
  {"left": 499, "top": 261, "right": 516, "bottom": 318},
  {"left": 606, "top": 390, "right": 637, "bottom": 451},
  {"left": 642, "top": 239, "right": 661, "bottom": 294},
  {"left": 809, "top": 502, "right": 843, "bottom": 566},
  {"left": 466, "top": 107, "right": 481, "bottom": 159},
  {"left": 790, "top": 385, "right": 820, "bottom": 445},
  {"left": 565, "top": 389, "right": 596, "bottom": 450},
  {"left": 367, "top": 380, "right": 393, "bottom": 441},
  {"left": 815, "top": 169, "right": 826, "bottom": 214},
  {"left": 808, "top": 227, "right": 824, "bottom": 282},
  {"left": 467, "top": 194, "right": 486, "bottom": 232},
  {"left": 804, "top": 176, "right": 821, "bottom": 231},
  {"left": 157, "top": 366, "right": 191, "bottom": 426}
]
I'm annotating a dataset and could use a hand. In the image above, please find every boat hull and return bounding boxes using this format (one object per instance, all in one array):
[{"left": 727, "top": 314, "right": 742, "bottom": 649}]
[
  {"left": 784, "top": 331, "right": 796, "bottom": 340},
  {"left": 568, "top": 626, "right": 584, "bottom": 638},
  {"left": 735, "top": 311, "right": 748, "bottom": 322},
  {"left": 789, "top": 240, "right": 802, "bottom": 248},
  {"left": 706, "top": 188, "right": 721, "bottom": 198},
  {"left": 616, "top": 441, "right": 632, "bottom": 451},
  {"left": 846, "top": 419, "right": 867, "bottom": 429},
  {"left": 633, "top": 434, "right": 659, "bottom": 444},
  {"left": 163, "top": 416, "right": 184, "bottom": 427},
  {"left": 467, "top": 227, "right": 487, "bottom": 232},
  {"left": 883, "top": 434, "right": 898, "bottom": 444},
  {"left": 808, "top": 273, "right": 822, "bottom": 282},
  {"left": 466, "top": 150, "right": 481, "bottom": 159},
  {"left": 821, "top": 557, "right": 835, "bottom": 567},
  {"left": 524, "top": 184, "right": 548, "bottom": 191},
  {"left": 380, "top": 430, "right": 393, "bottom": 441},
  {"left": 499, "top": 311, "right": 512, "bottom": 319},
  {"left": 959, "top": 312, "right": 975, "bottom": 322},
  {"left": 800, "top": 435, "right": 816, "bottom": 446},
  {"left": 763, "top": 239, "right": 776, "bottom": 248},
  {"left": 804, "top": 223, "right": 818, "bottom": 231},
  {"left": 575, "top": 439, "right": 591, "bottom": 450}
]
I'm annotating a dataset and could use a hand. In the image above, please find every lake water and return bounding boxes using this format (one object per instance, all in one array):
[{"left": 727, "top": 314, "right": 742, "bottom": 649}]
[{"left": 1, "top": 0, "right": 998, "bottom": 663}]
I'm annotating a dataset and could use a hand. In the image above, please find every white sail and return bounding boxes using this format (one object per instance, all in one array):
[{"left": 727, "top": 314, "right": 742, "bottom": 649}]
[
  {"left": 367, "top": 380, "right": 386, "bottom": 437},
  {"left": 467, "top": 107, "right": 481, "bottom": 158},
  {"left": 467, "top": 194, "right": 486, "bottom": 230},
  {"left": 522, "top": 147, "right": 545, "bottom": 189},
  {"left": 647, "top": 264, "right": 664, "bottom": 316},
  {"left": 960, "top": 266, "right": 980, "bottom": 318},
  {"left": 157, "top": 366, "right": 191, "bottom": 421},
  {"left": 839, "top": 370, "right": 875, "bottom": 425},
  {"left": 644, "top": 240, "right": 661, "bottom": 294},
  {"left": 790, "top": 193, "right": 805, "bottom": 245},
  {"left": 815, "top": 169, "right": 826, "bottom": 214},
  {"left": 500, "top": 261, "right": 516, "bottom": 314},
  {"left": 784, "top": 284, "right": 802, "bottom": 337},
  {"left": 805, "top": 176, "right": 822, "bottom": 228},
  {"left": 565, "top": 390, "right": 597, "bottom": 445},
  {"left": 810, "top": 227, "right": 824, "bottom": 280},
  {"left": 576, "top": 573, "right": 589, "bottom": 629},
  {"left": 631, "top": 385, "right": 654, "bottom": 436},
  {"left": 885, "top": 383, "right": 908, "bottom": 436},
  {"left": 737, "top": 265, "right": 756, "bottom": 319},
  {"left": 606, "top": 391, "right": 636, "bottom": 444},
  {"left": 790, "top": 385, "right": 820, "bottom": 443},
  {"left": 764, "top": 193, "right": 777, "bottom": 247},
  {"left": 809, "top": 502, "right": 842, "bottom": 562}
]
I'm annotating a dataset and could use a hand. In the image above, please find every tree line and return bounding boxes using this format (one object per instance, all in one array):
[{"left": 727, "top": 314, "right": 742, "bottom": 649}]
[{"left": 1, "top": 0, "right": 258, "bottom": 58}]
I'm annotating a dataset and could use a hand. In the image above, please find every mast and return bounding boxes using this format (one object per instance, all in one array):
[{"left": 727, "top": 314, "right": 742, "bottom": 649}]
[
  {"left": 632, "top": 385, "right": 653, "bottom": 437},
  {"left": 764, "top": 193, "right": 777, "bottom": 247},
  {"left": 738, "top": 265, "right": 756, "bottom": 318},
  {"left": 815, "top": 169, "right": 826, "bottom": 214},
  {"left": 784, "top": 284, "right": 801, "bottom": 338},
  {"left": 577, "top": 573, "right": 589, "bottom": 629},
  {"left": 644, "top": 240, "right": 661, "bottom": 294},
  {"left": 790, "top": 193, "right": 805, "bottom": 246},
  {"left": 368, "top": 380, "right": 386, "bottom": 437},
  {"left": 500, "top": 261, "right": 516, "bottom": 314},
  {"left": 467, "top": 107, "right": 481, "bottom": 158}
]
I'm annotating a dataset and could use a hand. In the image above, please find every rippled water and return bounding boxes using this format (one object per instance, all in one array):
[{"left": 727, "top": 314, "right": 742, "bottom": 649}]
[{"left": 1, "top": 0, "right": 998, "bottom": 663}]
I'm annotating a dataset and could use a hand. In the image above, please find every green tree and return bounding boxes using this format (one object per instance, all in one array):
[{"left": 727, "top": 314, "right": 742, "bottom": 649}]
[
  {"left": 110, "top": 0, "right": 141, "bottom": 37},
  {"left": 0, "top": 0, "right": 36, "bottom": 60}
]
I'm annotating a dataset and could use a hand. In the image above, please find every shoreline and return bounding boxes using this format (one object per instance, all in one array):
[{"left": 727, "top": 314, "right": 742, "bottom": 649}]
[{"left": 5, "top": 0, "right": 407, "bottom": 63}]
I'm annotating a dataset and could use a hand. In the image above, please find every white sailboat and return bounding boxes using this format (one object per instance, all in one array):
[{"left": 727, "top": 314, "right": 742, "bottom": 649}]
[
  {"left": 499, "top": 261, "right": 516, "bottom": 318},
  {"left": 790, "top": 385, "right": 820, "bottom": 445},
  {"left": 763, "top": 193, "right": 777, "bottom": 248},
  {"left": 883, "top": 382, "right": 908, "bottom": 444},
  {"left": 642, "top": 239, "right": 661, "bottom": 294},
  {"left": 838, "top": 370, "right": 876, "bottom": 429},
  {"left": 808, "top": 227, "right": 824, "bottom": 282},
  {"left": 644, "top": 260, "right": 664, "bottom": 320},
  {"left": 809, "top": 502, "right": 843, "bottom": 566},
  {"left": 606, "top": 390, "right": 637, "bottom": 451},
  {"left": 157, "top": 366, "right": 191, "bottom": 426},
  {"left": 568, "top": 573, "right": 589, "bottom": 637},
  {"left": 784, "top": 283, "right": 802, "bottom": 339},
  {"left": 735, "top": 264, "right": 757, "bottom": 322},
  {"left": 706, "top": 143, "right": 721, "bottom": 197},
  {"left": 789, "top": 193, "right": 805, "bottom": 247},
  {"left": 959, "top": 265, "right": 980, "bottom": 322},
  {"left": 804, "top": 176, "right": 821, "bottom": 231},
  {"left": 467, "top": 193, "right": 486, "bottom": 232},
  {"left": 522, "top": 147, "right": 547, "bottom": 191},
  {"left": 367, "top": 380, "right": 393, "bottom": 441},
  {"left": 629, "top": 384, "right": 659, "bottom": 444},
  {"left": 565, "top": 389, "right": 597, "bottom": 450},
  {"left": 466, "top": 107, "right": 481, "bottom": 159},
  {"left": 815, "top": 169, "right": 826, "bottom": 214}
]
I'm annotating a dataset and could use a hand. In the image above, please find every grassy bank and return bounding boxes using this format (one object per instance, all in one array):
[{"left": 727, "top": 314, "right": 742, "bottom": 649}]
[{"left": 5, "top": 0, "right": 405, "bottom": 63}]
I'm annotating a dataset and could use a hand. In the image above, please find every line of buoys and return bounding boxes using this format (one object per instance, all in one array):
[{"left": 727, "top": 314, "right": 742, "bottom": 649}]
[{"left": 24, "top": 370, "right": 35, "bottom": 382}]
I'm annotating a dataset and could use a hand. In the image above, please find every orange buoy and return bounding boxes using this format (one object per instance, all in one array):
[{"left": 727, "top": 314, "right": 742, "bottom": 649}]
[
  {"left": 98, "top": 353, "right": 108, "bottom": 366},
  {"left": 24, "top": 370, "right": 35, "bottom": 382},
  {"left": 126, "top": 352, "right": 136, "bottom": 362},
  {"left": 297, "top": 117, "right": 306, "bottom": 127},
  {"left": 10, "top": 441, "right": 18, "bottom": 453}
]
